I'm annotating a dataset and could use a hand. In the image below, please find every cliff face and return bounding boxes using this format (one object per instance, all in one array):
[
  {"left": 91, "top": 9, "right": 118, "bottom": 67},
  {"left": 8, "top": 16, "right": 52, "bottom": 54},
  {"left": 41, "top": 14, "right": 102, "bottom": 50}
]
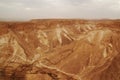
[{"left": 0, "top": 20, "right": 120, "bottom": 80}]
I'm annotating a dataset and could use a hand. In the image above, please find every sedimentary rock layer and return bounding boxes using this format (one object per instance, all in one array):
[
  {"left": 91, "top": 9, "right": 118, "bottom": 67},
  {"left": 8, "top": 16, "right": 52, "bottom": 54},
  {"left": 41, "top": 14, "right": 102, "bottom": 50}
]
[{"left": 0, "top": 19, "right": 120, "bottom": 80}]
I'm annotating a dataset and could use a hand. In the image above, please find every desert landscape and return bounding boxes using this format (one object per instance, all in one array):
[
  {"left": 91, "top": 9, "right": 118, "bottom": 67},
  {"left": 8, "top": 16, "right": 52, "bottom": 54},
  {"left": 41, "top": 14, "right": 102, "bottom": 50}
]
[{"left": 0, "top": 19, "right": 120, "bottom": 80}]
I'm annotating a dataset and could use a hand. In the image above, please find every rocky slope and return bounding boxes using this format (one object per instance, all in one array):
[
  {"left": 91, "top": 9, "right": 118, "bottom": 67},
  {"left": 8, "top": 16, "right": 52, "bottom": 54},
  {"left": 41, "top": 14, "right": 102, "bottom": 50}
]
[{"left": 0, "top": 19, "right": 120, "bottom": 80}]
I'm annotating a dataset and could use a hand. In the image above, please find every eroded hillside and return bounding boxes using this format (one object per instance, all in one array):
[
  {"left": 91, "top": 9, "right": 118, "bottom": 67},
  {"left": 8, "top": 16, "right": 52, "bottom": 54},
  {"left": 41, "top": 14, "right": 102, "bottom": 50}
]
[{"left": 0, "top": 19, "right": 120, "bottom": 80}]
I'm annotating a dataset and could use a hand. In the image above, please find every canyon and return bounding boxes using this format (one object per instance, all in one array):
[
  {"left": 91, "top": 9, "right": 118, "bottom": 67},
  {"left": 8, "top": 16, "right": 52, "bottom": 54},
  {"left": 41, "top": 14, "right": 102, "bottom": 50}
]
[{"left": 0, "top": 19, "right": 120, "bottom": 80}]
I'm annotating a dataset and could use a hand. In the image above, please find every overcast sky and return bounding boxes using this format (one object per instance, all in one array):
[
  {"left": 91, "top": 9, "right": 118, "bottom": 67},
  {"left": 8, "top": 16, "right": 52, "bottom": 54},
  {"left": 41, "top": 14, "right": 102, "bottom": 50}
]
[{"left": 0, "top": 0, "right": 120, "bottom": 20}]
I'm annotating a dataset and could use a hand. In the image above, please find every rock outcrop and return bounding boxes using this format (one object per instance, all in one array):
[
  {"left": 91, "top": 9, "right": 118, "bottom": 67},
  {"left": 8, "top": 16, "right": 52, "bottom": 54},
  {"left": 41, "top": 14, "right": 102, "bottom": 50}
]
[{"left": 0, "top": 19, "right": 120, "bottom": 80}]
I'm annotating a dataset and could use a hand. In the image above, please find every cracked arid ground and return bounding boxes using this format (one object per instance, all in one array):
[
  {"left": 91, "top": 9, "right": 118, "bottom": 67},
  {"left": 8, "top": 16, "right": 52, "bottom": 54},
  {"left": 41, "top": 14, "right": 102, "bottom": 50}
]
[{"left": 0, "top": 19, "right": 120, "bottom": 80}]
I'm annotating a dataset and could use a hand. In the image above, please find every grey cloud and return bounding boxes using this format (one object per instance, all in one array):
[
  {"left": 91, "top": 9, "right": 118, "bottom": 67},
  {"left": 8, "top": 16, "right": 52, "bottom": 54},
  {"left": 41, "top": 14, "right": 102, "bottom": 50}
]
[
  {"left": 0, "top": 0, "right": 47, "bottom": 7},
  {"left": 0, "top": 0, "right": 120, "bottom": 20},
  {"left": 64, "top": 0, "right": 92, "bottom": 5}
]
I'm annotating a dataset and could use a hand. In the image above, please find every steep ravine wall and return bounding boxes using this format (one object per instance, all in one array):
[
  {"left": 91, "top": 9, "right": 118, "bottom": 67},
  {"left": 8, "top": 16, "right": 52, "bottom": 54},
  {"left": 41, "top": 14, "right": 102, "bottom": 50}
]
[{"left": 0, "top": 20, "right": 120, "bottom": 80}]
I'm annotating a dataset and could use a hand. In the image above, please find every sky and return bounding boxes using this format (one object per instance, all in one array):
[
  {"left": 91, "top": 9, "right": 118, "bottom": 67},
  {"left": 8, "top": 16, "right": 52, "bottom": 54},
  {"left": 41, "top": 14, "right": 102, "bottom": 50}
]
[{"left": 0, "top": 0, "right": 120, "bottom": 21}]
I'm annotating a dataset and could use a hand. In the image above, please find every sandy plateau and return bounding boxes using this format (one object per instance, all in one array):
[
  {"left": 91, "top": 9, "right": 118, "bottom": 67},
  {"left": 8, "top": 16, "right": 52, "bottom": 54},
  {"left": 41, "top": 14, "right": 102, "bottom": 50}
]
[{"left": 0, "top": 19, "right": 120, "bottom": 80}]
